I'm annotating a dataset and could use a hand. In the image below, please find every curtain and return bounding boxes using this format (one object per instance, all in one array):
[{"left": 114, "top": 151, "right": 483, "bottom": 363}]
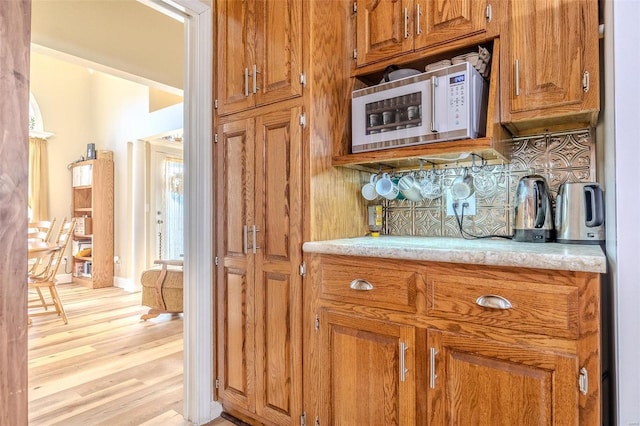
[{"left": 28, "top": 137, "right": 49, "bottom": 221}]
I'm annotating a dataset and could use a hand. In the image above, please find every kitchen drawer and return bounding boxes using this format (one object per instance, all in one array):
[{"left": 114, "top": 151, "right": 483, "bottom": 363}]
[
  {"left": 319, "top": 257, "right": 420, "bottom": 313},
  {"left": 427, "top": 273, "right": 579, "bottom": 338}
]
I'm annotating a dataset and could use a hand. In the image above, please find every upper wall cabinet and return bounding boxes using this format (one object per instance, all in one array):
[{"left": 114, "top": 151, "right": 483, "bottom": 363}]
[
  {"left": 500, "top": 0, "right": 600, "bottom": 135},
  {"left": 216, "top": 0, "right": 303, "bottom": 116},
  {"left": 354, "top": 0, "right": 494, "bottom": 68}
]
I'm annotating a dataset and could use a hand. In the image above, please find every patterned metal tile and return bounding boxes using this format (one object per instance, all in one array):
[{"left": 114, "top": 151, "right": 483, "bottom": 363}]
[
  {"left": 414, "top": 208, "right": 442, "bottom": 236},
  {"left": 382, "top": 129, "right": 595, "bottom": 238},
  {"left": 386, "top": 207, "right": 413, "bottom": 235}
]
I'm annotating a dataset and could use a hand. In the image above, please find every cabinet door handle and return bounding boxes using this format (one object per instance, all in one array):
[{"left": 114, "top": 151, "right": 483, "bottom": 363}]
[
  {"left": 243, "top": 225, "right": 248, "bottom": 254},
  {"left": 244, "top": 67, "right": 249, "bottom": 97},
  {"left": 349, "top": 279, "right": 374, "bottom": 291},
  {"left": 416, "top": 4, "right": 422, "bottom": 35},
  {"left": 404, "top": 7, "right": 409, "bottom": 39},
  {"left": 251, "top": 225, "right": 260, "bottom": 254},
  {"left": 252, "top": 64, "right": 259, "bottom": 94},
  {"left": 429, "top": 347, "right": 438, "bottom": 389},
  {"left": 399, "top": 341, "right": 409, "bottom": 382},
  {"left": 430, "top": 76, "right": 438, "bottom": 132},
  {"left": 514, "top": 59, "right": 520, "bottom": 96},
  {"left": 476, "top": 294, "right": 513, "bottom": 310}
]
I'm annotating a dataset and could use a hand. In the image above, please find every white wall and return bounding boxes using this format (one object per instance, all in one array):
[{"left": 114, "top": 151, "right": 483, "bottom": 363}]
[
  {"left": 609, "top": 1, "right": 640, "bottom": 424},
  {"left": 30, "top": 51, "right": 183, "bottom": 285}
]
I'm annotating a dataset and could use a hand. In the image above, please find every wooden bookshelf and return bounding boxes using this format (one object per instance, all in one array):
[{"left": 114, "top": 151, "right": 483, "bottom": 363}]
[{"left": 70, "top": 157, "right": 114, "bottom": 288}]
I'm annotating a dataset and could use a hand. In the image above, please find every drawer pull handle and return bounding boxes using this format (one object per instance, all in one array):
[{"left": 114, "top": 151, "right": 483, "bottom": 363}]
[
  {"left": 476, "top": 295, "right": 512, "bottom": 310},
  {"left": 349, "top": 279, "right": 374, "bottom": 291}
]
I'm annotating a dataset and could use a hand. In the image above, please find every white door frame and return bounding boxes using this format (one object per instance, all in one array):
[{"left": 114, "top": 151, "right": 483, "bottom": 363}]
[{"left": 144, "top": 0, "right": 218, "bottom": 423}]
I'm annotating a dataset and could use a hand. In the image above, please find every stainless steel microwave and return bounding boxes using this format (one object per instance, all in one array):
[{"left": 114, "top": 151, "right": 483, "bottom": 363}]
[{"left": 351, "top": 63, "right": 488, "bottom": 153}]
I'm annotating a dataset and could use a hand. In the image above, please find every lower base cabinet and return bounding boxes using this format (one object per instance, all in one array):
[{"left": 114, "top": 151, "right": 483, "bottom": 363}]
[
  {"left": 318, "top": 310, "right": 418, "bottom": 425},
  {"left": 304, "top": 253, "right": 601, "bottom": 426},
  {"left": 427, "top": 329, "right": 578, "bottom": 425}
]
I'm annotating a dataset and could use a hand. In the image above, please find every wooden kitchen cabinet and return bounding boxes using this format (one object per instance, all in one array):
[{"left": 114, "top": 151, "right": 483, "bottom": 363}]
[
  {"left": 318, "top": 310, "right": 417, "bottom": 425},
  {"left": 303, "top": 253, "right": 602, "bottom": 425},
  {"left": 500, "top": 0, "right": 600, "bottom": 135},
  {"left": 427, "top": 329, "right": 579, "bottom": 425},
  {"left": 354, "top": 0, "right": 494, "bottom": 68},
  {"left": 215, "top": 0, "right": 303, "bottom": 116},
  {"left": 215, "top": 106, "right": 303, "bottom": 425}
]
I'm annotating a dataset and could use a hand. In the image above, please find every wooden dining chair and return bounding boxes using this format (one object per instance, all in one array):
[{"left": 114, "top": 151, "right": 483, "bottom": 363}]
[
  {"left": 28, "top": 218, "right": 59, "bottom": 276},
  {"left": 28, "top": 218, "right": 57, "bottom": 241},
  {"left": 28, "top": 218, "right": 59, "bottom": 308},
  {"left": 28, "top": 218, "right": 76, "bottom": 324}
]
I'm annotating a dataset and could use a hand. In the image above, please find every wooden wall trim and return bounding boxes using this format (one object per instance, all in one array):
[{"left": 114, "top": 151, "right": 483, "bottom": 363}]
[{"left": 0, "top": 1, "right": 31, "bottom": 424}]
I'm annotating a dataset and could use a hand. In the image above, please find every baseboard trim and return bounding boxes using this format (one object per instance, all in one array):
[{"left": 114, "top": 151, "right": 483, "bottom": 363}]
[
  {"left": 55, "top": 273, "right": 73, "bottom": 284},
  {"left": 113, "top": 276, "right": 139, "bottom": 292}
]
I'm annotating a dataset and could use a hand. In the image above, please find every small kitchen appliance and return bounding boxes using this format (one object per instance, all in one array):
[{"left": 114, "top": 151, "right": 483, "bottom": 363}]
[
  {"left": 555, "top": 182, "right": 605, "bottom": 244},
  {"left": 351, "top": 62, "right": 488, "bottom": 153},
  {"left": 513, "top": 175, "right": 555, "bottom": 242}
]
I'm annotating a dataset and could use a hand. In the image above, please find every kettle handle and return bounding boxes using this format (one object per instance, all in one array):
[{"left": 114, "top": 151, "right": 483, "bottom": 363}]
[
  {"left": 382, "top": 64, "right": 399, "bottom": 83},
  {"left": 534, "top": 180, "right": 548, "bottom": 228},
  {"left": 585, "top": 185, "right": 605, "bottom": 227}
]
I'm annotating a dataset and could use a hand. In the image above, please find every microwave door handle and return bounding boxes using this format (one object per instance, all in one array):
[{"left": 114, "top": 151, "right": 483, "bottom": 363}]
[{"left": 430, "top": 76, "right": 438, "bottom": 133}]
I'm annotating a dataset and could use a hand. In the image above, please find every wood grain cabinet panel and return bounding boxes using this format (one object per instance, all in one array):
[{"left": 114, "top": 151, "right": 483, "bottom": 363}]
[
  {"left": 319, "top": 256, "right": 420, "bottom": 312},
  {"left": 216, "top": 0, "right": 303, "bottom": 116},
  {"left": 354, "top": 0, "right": 493, "bottom": 67},
  {"left": 500, "top": 0, "right": 600, "bottom": 134},
  {"left": 427, "top": 329, "right": 579, "bottom": 425},
  {"left": 304, "top": 254, "right": 601, "bottom": 425},
  {"left": 427, "top": 273, "right": 579, "bottom": 338},
  {"left": 417, "top": 0, "right": 488, "bottom": 50},
  {"left": 216, "top": 106, "right": 303, "bottom": 425},
  {"left": 319, "top": 310, "right": 416, "bottom": 426}
]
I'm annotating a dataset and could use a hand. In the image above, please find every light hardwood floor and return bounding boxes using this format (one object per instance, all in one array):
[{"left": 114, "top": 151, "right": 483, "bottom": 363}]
[{"left": 28, "top": 283, "right": 234, "bottom": 426}]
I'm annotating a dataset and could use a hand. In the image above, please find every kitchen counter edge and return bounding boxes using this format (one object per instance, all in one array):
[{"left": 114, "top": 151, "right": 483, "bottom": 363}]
[{"left": 302, "top": 236, "right": 607, "bottom": 274}]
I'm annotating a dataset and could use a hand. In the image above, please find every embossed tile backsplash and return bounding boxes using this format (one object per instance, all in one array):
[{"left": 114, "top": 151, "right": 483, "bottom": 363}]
[{"left": 381, "top": 129, "right": 596, "bottom": 237}]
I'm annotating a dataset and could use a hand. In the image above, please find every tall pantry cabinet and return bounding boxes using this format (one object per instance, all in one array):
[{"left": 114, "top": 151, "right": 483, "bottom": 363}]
[
  {"left": 214, "top": 0, "right": 362, "bottom": 424},
  {"left": 215, "top": 107, "right": 303, "bottom": 425},
  {"left": 214, "top": 1, "right": 304, "bottom": 424}
]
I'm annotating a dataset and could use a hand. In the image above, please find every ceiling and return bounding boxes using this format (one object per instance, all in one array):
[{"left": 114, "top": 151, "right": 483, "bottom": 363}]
[{"left": 31, "top": 0, "right": 185, "bottom": 92}]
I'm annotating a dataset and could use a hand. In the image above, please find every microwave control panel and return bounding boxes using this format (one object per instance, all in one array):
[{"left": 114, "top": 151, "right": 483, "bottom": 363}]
[{"left": 448, "top": 73, "right": 468, "bottom": 131}]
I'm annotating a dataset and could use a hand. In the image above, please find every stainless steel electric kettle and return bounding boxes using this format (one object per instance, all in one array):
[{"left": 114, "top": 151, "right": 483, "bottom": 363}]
[
  {"left": 555, "top": 182, "right": 605, "bottom": 244},
  {"left": 513, "top": 175, "right": 555, "bottom": 242}
]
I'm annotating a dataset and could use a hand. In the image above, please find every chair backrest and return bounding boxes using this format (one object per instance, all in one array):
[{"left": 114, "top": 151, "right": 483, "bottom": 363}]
[
  {"left": 38, "top": 218, "right": 76, "bottom": 282},
  {"left": 28, "top": 229, "right": 48, "bottom": 242},
  {"left": 28, "top": 218, "right": 57, "bottom": 242}
]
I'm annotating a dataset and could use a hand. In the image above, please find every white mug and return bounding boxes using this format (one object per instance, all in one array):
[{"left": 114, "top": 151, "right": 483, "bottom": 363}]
[
  {"left": 398, "top": 175, "right": 423, "bottom": 202},
  {"left": 451, "top": 171, "right": 474, "bottom": 200},
  {"left": 375, "top": 173, "right": 400, "bottom": 200},
  {"left": 361, "top": 174, "right": 379, "bottom": 200}
]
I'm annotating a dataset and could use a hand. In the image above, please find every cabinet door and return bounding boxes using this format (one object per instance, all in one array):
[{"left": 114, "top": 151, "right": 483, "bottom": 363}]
[
  {"left": 216, "top": 0, "right": 255, "bottom": 115},
  {"left": 355, "top": 0, "right": 414, "bottom": 67},
  {"left": 253, "top": 0, "right": 303, "bottom": 107},
  {"left": 415, "top": 0, "right": 487, "bottom": 49},
  {"left": 216, "top": 118, "right": 256, "bottom": 412},
  {"left": 319, "top": 310, "right": 416, "bottom": 425},
  {"left": 253, "top": 107, "right": 303, "bottom": 425},
  {"left": 502, "top": 0, "right": 599, "bottom": 121},
  {"left": 427, "top": 329, "right": 579, "bottom": 425}
]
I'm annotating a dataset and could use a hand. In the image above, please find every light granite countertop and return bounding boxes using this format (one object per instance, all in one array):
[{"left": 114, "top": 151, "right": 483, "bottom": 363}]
[{"left": 302, "top": 236, "right": 607, "bottom": 273}]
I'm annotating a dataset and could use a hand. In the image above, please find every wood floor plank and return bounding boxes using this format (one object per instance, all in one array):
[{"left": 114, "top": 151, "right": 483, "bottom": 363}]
[{"left": 28, "top": 283, "right": 188, "bottom": 425}]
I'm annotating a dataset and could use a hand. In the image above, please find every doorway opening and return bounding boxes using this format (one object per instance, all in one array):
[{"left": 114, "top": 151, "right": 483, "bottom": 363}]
[
  {"left": 148, "top": 135, "right": 185, "bottom": 265},
  {"left": 27, "top": 0, "right": 214, "bottom": 423}
]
